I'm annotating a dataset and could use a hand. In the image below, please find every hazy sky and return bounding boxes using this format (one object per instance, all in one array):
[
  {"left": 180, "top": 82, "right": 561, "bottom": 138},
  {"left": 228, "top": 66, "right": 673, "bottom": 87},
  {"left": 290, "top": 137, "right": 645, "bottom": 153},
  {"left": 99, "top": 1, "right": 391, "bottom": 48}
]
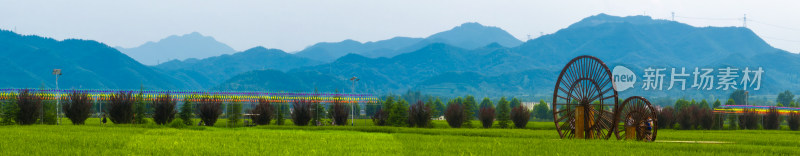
[{"left": 1, "top": 0, "right": 799, "bottom": 53}]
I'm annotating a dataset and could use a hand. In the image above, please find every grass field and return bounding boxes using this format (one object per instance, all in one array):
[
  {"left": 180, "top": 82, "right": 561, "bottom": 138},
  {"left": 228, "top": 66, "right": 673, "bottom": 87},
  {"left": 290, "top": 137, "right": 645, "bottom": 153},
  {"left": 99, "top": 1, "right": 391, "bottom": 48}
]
[{"left": 1, "top": 118, "right": 799, "bottom": 155}]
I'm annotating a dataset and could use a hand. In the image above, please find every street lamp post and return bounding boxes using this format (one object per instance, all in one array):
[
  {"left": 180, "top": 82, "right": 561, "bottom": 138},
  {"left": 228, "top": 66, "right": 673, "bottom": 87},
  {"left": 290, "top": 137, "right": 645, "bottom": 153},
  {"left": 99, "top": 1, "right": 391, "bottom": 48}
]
[
  {"left": 349, "top": 76, "right": 359, "bottom": 126},
  {"left": 52, "top": 69, "right": 62, "bottom": 125}
]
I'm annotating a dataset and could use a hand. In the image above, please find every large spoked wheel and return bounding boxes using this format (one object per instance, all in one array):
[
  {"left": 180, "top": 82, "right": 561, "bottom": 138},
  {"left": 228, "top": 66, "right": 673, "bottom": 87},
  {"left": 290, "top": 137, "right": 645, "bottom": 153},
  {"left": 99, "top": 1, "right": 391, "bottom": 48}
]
[
  {"left": 616, "top": 96, "right": 657, "bottom": 142},
  {"left": 552, "top": 55, "right": 619, "bottom": 139}
]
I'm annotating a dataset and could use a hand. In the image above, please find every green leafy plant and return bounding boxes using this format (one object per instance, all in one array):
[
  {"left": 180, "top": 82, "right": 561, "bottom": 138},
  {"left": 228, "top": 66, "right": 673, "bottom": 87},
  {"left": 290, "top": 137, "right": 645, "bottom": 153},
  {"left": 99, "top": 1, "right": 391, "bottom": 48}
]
[
  {"left": 372, "top": 108, "right": 388, "bottom": 126},
  {"left": 133, "top": 91, "right": 148, "bottom": 124},
  {"left": 763, "top": 107, "right": 780, "bottom": 130},
  {"left": 250, "top": 98, "right": 275, "bottom": 125},
  {"left": 227, "top": 100, "right": 243, "bottom": 127},
  {"left": 444, "top": 101, "right": 465, "bottom": 128},
  {"left": 389, "top": 99, "right": 409, "bottom": 127},
  {"left": 275, "top": 102, "right": 285, "bottom": 125},
  {"left": 63, "top": 91, "right": 93, "bottom": 125},
  {"left": 1, "top": 92, "right": 19, "bottom": 125},
  {"left": 197, "top": 96, "right": 222, "bottom": 126},
  {"left": 152, "top": 93, "right": 177, "bottom": 125},
  {"left": 329, "top": 98, "right": 349, "bottom": 126},
  {"left": 511, "top": 105, "right": 530, "bottom": 128},
  {"left": 16, "top": 89, "right": 42, "bottom": 125},
  {"left": 170, "top": 118, "right": 187, "bottom": 129},
  {"left": 788, "top": 112, "right": 800, "bottom": 131},
  {"left": 738, "top": 108, "right": 760, "bottom": 130},
  {"left": 179, "top": 96, "right": 194, "bottom": 126},
  {"left": 291, "top": 99, "right": 312, "bottom": 126},
  {"left": 657, "top": 107, "right": 675, "bottom": 129},
  {"left": 408, "top": 100, "right": 432, "bottom": 128},
  {"left": 496, "top": 97, "right": 511, "bottom": 128},
  {"left": 478, "top": 106, "right": 495, "bottom": 128}
]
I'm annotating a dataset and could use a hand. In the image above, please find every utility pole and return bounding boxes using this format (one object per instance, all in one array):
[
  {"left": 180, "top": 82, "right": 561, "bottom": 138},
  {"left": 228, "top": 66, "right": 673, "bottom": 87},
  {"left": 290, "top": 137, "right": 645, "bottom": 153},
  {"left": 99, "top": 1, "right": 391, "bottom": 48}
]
[
  {"left": 743, "top": 14, "right": 747, "bottom": 27},
  {"left": 671, "top": 12, "right": 675, "bottom": 21},
  {"left": 52, "top": 69, "right": 62, "bottom": 125},
  {"left": 745, "top": 91, "right": 749, "bottom": 106},
  {"left": 349, "top": 76, "right": 359, "bottom": 126}
]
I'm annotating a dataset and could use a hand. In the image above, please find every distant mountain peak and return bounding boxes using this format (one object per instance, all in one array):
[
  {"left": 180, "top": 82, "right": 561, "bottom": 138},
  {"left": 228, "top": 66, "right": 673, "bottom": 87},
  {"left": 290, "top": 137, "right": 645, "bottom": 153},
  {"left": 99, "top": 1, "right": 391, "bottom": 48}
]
[
  {"left": 456, "top": 22, "right": 486, "bottom": 28},
  {"left": 245, "top": 46, "right": 267, "bottom": 51},
  {"left": 187, "top": 31, "right": 202, "bottom": 36},
  {"left": 569, "top": 13, "right": 675, "bottom": 28},
  {"left": 425, "top": 22, "right": 523, "bottom": 49},
  {"left": 117, "top": 32, "right": 235, "bottom": 65}
]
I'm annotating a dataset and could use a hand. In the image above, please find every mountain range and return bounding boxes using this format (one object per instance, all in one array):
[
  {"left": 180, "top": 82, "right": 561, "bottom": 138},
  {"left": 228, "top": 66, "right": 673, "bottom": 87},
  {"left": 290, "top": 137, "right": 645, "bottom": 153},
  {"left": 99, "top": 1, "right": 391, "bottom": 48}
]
[
  {"left": 116, "top": 32, "right": 236, "bottom": 65},
  {"left": 294, "top": 22, "right": 523, "bottom": 62},
  {"left": 0, "top": 30, "right": 197, "bottom": 89},
  {"left": 215, "top": 14, "right": 800, "bottom": 100},
  {"left": 155, "top": 47, "right": 322, "bottom": 88},
  {"left": 1, "top": 13, "right": 798, "bottom": 101}
]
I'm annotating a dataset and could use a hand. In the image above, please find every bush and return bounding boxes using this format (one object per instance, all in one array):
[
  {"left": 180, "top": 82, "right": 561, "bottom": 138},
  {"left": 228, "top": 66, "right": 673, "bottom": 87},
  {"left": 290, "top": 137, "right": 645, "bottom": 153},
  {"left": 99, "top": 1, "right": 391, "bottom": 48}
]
[
  {"left": 372, "top": 108, "right": 388, "bottom": 126},
  {"left": 152, "top": 93, "right": 177, "bottom": 125},
  {"left": 496, "top": 97, "right": 511, "bottom": 128},
  {"left": 444, "top": 102, "right": 465, "bottom": 128},
  {"left": 291, "top": 99, "right": 313, "bottom": 126},
  {"left": 676, "top": 106, "right": 695, "bottom": 130},
  {"left": 41, "top": 100, "right": 57, "bottom": 125},
  {"left": 133, "top": 91, "right": 148, "bottom": 124},
  {"left": 727, "top": 116, "right": 738, "bottom": 131},
  {"left": 329, "top": 99, "right": 349, "bottom": 126},
  {"left": 763, "top": 107, "right": 780, "bottom": 130},
  {"left": 511, "top": 105, "right": 531, "bottom": 128},
  {"left": 1, "top": 93, "right": 18, "bottom": 125},
  {"left": 712, "top": 113, "right": 724, "bottom": 130},
  {"left": 788, "top": 112, "right": 800, "bottom": 131},
  {"left": 389, "top": 99, "right": 409, "bottom": 127},
  {"left": 276, "top": 102, "right": 286, "bottom": 125},
  {"left": 250, "top": 98, "right": 275, "bottom": 125},
  {"left": 16, "top": 89, "right": 42, "bottom": 125},
  {"left": 656, "top": 107, "right": 675, "bottom": 129},
  {"left": 408, "top": 100, "right": 432, "bottom": 128},
  {"left": 532, "top": 100, "right": 552, "bottom": 120},
  {"left": 170, "top": 118, "right": 187, "bottom": 129},
  {"left": 63, "top": 91, "right": 93, "bottom": 125},
  {"left": 462, "top": 96, "right": 477, "bottom": 128},
  {"left": 478, "top": 106, "right": 495, "bottom": 128},
  {"left": 108, "top": 91, "right": 134, "bottom": 124},
  {"left": 197, "top": 96, "right": 222, "bottom": 126},
  {"left": 697, "top": 108, "right": 713, "bottom": 130},
  {"left": 227, "top": 100, "right": 243, "bottom": 127},
  {"left": 738, "top": 108, "right": 760, "bottom": 130},
  {"left": 179, "top": 96, "right": 194, "bottom": 126},
  {"left": 312, "top": 100, "right": 325, "bottom": 126}
]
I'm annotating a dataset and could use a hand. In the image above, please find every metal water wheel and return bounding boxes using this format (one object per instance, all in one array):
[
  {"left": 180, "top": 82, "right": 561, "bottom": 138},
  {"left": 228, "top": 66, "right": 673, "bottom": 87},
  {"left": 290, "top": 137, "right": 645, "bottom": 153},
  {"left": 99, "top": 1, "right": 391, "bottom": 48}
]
[
  {"left": 552, "top": 55, "right": 619, "bottom": 139},
  {"left": 616, "top": 96, "right": 658, "bottom": 141}
]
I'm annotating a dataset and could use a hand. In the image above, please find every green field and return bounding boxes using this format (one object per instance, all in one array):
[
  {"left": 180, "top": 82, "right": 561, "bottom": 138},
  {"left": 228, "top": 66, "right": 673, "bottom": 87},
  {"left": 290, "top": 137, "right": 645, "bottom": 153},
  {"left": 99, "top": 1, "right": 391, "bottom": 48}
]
[{"left": 1, "top": 118, "right": 799, "bottom": 155}]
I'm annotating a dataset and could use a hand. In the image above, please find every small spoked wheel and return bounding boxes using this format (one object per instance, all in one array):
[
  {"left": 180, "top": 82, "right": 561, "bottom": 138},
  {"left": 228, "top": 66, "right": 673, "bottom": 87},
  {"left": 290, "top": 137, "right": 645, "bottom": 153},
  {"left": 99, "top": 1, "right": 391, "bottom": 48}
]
[{"left": 616, "top": 96, "right": 657, "bottom": 142}]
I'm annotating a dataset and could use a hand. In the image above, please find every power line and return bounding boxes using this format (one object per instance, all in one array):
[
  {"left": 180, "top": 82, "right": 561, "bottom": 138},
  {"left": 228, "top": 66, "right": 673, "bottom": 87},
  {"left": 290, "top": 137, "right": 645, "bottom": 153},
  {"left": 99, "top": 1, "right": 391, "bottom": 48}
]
[
  {"left": 760, "top": 36, "right": 800, "bottom": 43},
  {"left": 750, "top": 20, "right": 800, "bottom": 32},
  {"left": 674, "top": 15, "right": 740, "bottom": 21}
]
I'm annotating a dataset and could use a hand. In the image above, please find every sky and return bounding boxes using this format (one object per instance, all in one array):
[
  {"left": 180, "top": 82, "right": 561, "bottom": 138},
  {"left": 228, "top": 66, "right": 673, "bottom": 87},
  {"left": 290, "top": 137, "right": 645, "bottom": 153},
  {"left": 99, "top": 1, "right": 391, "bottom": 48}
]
[{"left": 1, "top": 0, "right": 799, "bottom": 53}]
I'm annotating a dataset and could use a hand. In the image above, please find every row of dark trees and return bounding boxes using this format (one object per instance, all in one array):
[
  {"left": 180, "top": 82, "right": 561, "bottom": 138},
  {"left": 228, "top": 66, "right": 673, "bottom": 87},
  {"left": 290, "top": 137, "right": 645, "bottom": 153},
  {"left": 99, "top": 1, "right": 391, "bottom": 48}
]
[
  {"left": 370, "top": 96, "right": 538, "bottom": 129},
  {"left": 0, "top": 89, "right": 371, "bottom": 127},
  {"left": 1, "top": 89, "right": 555, "bottom": 130},
  {"left": 445, "top": 97, "right": 531, "bottom": 128},
  {"left": 657, "top": 98, "right": 800, "bottom": 131},
  {"left": 1, "top": 89, "right": 85, "bottom": 125}
]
